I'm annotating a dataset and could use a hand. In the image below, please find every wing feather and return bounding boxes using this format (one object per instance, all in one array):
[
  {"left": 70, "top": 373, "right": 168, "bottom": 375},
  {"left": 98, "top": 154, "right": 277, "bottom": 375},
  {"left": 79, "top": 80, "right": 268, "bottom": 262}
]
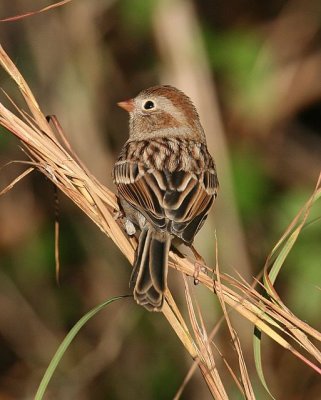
[{"left": 113, "top": 139, "right": 218, "bottom": 245}]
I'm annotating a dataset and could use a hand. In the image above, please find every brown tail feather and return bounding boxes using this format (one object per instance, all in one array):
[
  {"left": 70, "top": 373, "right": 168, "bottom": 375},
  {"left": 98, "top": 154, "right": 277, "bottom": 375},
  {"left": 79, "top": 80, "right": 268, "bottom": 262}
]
[{"left": 131, "top": 228, "right": 170, "bottom": 311}]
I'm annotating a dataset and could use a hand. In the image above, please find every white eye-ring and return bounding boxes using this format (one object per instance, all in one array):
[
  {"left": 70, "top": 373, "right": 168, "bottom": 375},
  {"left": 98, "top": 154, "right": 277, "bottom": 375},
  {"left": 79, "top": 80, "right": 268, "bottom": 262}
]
[{"left": 142, "top": 100, "right": 156, "bottom": 110}]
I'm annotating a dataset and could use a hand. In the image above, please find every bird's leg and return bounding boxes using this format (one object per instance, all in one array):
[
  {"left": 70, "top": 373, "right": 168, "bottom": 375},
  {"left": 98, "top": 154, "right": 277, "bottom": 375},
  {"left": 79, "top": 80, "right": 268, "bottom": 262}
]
[
  {"left": 113, "top": 205, "right": 136, "bottom": 236},
  {"left": 190, "top": 245, "right": 206, "bottom": 285},
  {"left": 113, "top": 208, "right": 124, "bottom": 221}
]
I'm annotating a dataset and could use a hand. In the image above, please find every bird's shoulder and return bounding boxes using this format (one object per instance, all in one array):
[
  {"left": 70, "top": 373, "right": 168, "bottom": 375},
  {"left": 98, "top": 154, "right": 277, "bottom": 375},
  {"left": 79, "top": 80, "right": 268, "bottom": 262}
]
[{"left": 113, "top": 137, "right": 215, "bottom": 174}]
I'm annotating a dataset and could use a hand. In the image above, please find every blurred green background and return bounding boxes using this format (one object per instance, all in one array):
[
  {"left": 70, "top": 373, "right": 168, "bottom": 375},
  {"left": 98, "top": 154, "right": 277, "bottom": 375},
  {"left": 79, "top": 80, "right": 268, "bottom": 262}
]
[{"left": 0, "top": 0, "right": 321, "bottom": 398}]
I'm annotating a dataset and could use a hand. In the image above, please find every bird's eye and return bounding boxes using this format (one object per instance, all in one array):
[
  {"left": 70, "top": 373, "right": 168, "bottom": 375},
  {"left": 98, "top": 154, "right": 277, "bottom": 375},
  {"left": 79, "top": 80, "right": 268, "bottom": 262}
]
[{"left": 143, "top": 100, "right": 155, "bottom": 110}]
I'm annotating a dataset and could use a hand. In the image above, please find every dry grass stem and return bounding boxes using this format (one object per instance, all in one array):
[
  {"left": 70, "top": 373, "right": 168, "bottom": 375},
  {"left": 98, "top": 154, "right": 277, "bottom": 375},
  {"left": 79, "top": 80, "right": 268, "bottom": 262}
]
[
  {"left": 0, "top": 0, "right": 72, "bottom": 22},
  {"left": 183, "top": 275, "right": 228, "bottom": 399},
  {"left": 0, "top": 45, "right": 320, "bottom": 398},
  {"left": 215, "top": 241, "right": 255, "bottom": 399}
]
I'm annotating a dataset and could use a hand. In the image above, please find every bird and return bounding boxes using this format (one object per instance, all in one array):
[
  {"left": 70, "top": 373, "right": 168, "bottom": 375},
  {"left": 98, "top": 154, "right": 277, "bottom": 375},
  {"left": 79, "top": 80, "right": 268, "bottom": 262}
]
[{"left": 112, "top": 85, "right": 218, "bottom": 311}]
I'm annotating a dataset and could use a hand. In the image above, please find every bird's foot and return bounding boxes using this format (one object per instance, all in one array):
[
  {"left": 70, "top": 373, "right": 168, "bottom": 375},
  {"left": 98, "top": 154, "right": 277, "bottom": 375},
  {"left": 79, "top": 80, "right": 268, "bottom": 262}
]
[{"left": 191, "top": 245, "right": 206, "bottom": 285}]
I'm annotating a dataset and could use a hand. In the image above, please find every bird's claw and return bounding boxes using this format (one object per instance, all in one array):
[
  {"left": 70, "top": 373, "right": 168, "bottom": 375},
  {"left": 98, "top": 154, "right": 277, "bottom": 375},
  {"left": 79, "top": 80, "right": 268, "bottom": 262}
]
[
  {"left": 113, "top": 208, "right": 124, "bottom": 221},
  {"left": 193, "top": 260, "right": 207, "bottom": 285}
]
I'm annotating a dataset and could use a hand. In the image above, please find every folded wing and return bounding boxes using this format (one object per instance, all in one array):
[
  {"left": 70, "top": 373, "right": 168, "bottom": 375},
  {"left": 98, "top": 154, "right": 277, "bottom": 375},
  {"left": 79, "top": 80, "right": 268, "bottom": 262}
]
[{"left": 113, "top": 159, "right": 218, "bottom": 245}]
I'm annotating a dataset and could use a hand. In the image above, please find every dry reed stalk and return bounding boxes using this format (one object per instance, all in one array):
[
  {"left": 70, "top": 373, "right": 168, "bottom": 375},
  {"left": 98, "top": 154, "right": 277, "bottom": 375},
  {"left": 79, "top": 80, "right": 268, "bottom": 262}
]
[
  {"left": 183, "top": 275, "right": 228, "bottom": 399},
  {"left": 0, "top": 0, "right": 72, "bottom": 22},
  {"left": 0, "top": 45, "right": 320, "bottom": 398},
  {"left": 153, "top": 0, "right": 252, "bottom": 283}
]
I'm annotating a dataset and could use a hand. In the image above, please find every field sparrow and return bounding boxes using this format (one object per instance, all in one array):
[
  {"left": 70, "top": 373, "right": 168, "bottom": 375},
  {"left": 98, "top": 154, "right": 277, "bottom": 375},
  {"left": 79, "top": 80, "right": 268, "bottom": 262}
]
[{"left": 113, "top": 85, "right": 218, "bottom": 311}]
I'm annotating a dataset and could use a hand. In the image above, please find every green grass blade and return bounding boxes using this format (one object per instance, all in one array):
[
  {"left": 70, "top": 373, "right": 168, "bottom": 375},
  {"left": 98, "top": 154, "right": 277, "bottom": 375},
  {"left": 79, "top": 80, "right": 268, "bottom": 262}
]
[
  {"left": 264, "top": 227, "right": 300, "bottom": 289},
  {"left": 253, "top": 327, "right": 276, "bottom": 400},
  {"left": 253, "top": 181, "right": 321, "bottom": 399},
  {"left": 267, "top": 185, "right": 321, "bottom": 286},
  {"left": 34, "top": 295, "right": 130, "bottom": 400}
]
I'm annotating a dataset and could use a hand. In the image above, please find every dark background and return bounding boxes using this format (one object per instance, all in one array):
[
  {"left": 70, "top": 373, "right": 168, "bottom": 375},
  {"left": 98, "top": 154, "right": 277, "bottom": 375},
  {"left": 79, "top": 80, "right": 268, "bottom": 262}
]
[{"left": 0, "top": 0, "right": 320, "bottom": 398}]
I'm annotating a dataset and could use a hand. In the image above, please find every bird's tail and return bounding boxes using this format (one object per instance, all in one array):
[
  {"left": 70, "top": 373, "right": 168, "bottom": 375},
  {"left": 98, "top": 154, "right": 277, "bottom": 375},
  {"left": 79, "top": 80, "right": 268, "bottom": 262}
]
[{"left": 130, "top": 228, "right": 170, "bottom": 311}]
